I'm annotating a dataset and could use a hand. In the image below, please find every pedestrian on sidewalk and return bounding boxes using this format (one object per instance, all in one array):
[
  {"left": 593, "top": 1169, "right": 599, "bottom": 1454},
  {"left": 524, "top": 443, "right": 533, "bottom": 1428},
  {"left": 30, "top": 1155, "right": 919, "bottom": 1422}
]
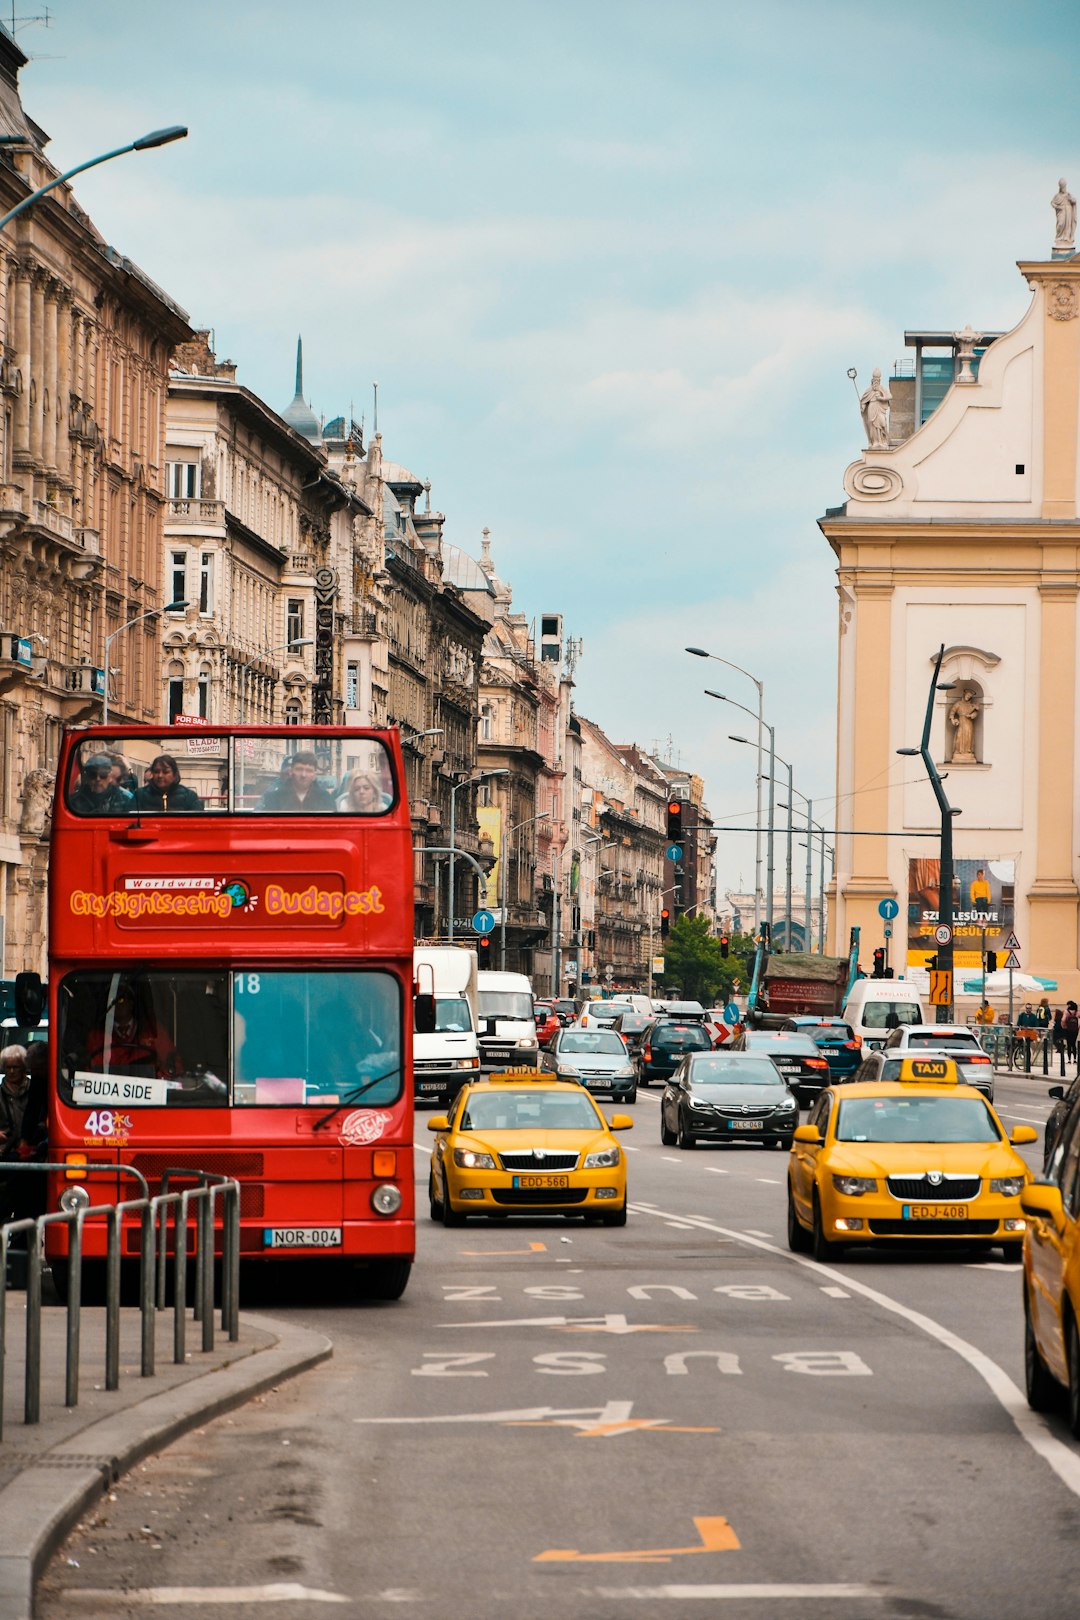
[
  {"left": 1065, "top": 1002, "right": 1079, "bottom": 1062},
  {"left": 1036, "top": 998, "right": 1052, "bottom": 1030},
  {"left": 1052, "top": 1008, "right": 1066, "bottom": 1052}
]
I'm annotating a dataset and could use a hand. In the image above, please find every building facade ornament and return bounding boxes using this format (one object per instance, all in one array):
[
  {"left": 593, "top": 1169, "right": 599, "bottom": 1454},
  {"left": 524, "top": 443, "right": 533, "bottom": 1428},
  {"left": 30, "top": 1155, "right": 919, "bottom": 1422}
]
[
  {"left": 859, "top": 368, "right": 891, "bottom": 447},
  {"left": 1052, "top": 177, "right": 1077, "bottom": 254},
  {"left": 1048, "top": 281, "right": 1079, "bottom": 321},
  {"left": 953, "top": 325, "right": 983, "bottom": 382},
  {"left": 844, "top": 461, "right": 903, "bottom": 501}
]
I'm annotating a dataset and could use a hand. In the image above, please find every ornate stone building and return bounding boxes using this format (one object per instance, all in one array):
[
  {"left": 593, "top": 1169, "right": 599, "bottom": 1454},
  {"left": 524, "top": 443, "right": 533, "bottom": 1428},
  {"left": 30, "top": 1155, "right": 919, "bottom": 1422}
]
[{"left": 0, "top": 26, "right": 190, "bottom": 972}]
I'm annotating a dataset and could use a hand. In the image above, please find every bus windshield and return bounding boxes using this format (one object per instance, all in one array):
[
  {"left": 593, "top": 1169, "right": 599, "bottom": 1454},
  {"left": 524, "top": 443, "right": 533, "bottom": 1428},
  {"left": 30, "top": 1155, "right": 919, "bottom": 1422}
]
[
  {"left": 58, "top": 969, "right": 402, "bottom": 1107},
  {"left": 63, "top": 733, "right": 395, "bottom": 816}
]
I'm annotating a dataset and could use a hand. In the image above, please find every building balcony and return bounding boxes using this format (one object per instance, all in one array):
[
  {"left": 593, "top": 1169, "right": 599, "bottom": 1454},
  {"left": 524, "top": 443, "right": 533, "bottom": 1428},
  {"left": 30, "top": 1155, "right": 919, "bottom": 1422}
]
[{"left": 165, "top": 497, "right": 226, "bottom": 529}]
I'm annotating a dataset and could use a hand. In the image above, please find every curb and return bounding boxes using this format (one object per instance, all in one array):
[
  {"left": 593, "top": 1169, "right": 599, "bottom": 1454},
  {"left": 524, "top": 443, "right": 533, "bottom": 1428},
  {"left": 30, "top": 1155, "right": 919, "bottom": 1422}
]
[{"left": 0, "top": 1313, "right": 332, "bottom": 1620}]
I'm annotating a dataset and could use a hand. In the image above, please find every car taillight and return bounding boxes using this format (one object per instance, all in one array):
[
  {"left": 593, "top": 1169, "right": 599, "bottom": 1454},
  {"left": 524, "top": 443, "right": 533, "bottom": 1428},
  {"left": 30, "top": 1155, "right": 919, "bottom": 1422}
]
[
  {"left": 806, "top": 1057, "right": 829, "bottom": 1069},
  {"left": 966, "top": 1054, "right": 990, "bottom": 1064},
  {"left": 843, "top": 1041, "right": 859, "bottom": 1050},
  {"left": 643, "top": 1046, "right": 652, "bottom": 1061}
]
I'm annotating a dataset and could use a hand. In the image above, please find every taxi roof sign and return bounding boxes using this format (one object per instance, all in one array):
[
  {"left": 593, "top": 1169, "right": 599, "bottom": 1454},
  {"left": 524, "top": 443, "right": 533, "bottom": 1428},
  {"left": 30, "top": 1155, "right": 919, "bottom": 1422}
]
[
  {"left": 898, "top": 1056, "right": 959, "bottom": 1085},
  {"left": 484, "top": 1069, "right": 557, "bottom": 1082}
]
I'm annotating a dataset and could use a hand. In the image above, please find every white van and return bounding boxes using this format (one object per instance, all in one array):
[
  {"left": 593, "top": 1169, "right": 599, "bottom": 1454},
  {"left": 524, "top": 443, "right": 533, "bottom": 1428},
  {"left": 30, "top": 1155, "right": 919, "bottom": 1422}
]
[
  {"left": 413, "top": 947, "right": 480, "bottom": 1104},
  {"left": 476, "top": 970, "right": 538, "bottom": 1071},
  {"left": 842, "top": 979, "right": 926, "bottom": 1050}
]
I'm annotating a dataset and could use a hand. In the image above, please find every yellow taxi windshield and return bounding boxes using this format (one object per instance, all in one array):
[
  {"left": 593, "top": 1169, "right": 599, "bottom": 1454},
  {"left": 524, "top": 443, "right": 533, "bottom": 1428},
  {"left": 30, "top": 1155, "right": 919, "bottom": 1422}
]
[
  {"left": 459, "top": 1090, "right": 602, "bottom": 1132},
  {"left": 836, "top": 1095, "right": 1000, "bottom": 1145}
]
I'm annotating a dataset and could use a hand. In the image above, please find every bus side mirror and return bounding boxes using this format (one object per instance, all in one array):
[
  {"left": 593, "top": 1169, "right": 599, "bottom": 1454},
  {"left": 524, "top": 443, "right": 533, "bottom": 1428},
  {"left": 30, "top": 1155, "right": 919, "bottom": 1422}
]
[
  {"left": 14, "top": 971, "right": 44, "bottom": 1027},
  {"left": 415, "top": 992, "right": 436, "bottom": 1034}
]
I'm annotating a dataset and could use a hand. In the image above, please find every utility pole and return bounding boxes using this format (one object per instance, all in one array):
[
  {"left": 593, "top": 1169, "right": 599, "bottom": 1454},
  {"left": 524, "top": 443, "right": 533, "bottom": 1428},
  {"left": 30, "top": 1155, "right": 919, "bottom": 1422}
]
[{"left": 899, "top": 643, "right": 959, "bottom": 1023}]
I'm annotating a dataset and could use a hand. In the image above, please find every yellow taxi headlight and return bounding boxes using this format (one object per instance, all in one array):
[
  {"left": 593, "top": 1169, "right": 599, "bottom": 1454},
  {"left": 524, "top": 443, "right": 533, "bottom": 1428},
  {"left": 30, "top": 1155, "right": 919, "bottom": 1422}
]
[
  {"left": 832, "top": 1175, "right": 877, "bottom": 1196},
  {"left": 584, "top": 1145, "right": 620, "bottom": 1169},
  {"left": 453, "top": 1147, "right": 496, "bottom": 1169},
  {"left": 990, "top": 1176, "right": 1025, "bottom": 1197}
]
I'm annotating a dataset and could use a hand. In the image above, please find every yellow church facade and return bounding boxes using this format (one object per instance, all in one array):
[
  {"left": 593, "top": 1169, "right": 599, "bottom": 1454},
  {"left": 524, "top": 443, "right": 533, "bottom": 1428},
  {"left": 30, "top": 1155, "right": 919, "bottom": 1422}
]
[{"left": 820, "top": 231, "right": 1080, "bottom": 1005}]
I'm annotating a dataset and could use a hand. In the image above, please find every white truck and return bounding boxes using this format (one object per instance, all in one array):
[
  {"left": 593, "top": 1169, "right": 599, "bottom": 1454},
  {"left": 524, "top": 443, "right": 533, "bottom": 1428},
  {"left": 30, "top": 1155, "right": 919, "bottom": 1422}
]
[
  {"left": 412, "top": 946, "right": 481, "bottom": 1104},
  {"left": 477, "top": 969, "right": 539, "bottom": 1071}
]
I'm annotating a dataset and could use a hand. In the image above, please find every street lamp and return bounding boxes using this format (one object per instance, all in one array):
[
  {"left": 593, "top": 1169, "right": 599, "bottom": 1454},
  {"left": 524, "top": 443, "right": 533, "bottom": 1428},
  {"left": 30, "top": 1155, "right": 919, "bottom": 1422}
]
[
  {"left": 688, "top": 646, "right": 765, "bottom": 932},
  {"left": 779, "top": 789, "right": 820, "bottom": 952},
  {"left": 500, "top": 811, "right": 551, "bottom": 970},
  {"left": 448, "top": 769, "right": 508, "bottom": 943},
  {"left": 898, "top": 643, "right": 960, "bottom": 1022},
  {"left": 102, "top": 599, "right": 187, "bottom": 726},
  {"left": 235, "top": 638, "right": 314, "bottom": 723},
  {"left": 705, "top": 689, "right": 776, "bottom": 936},
  {"left": 0, "top": 126, "right": 188, "bottom": 234}
]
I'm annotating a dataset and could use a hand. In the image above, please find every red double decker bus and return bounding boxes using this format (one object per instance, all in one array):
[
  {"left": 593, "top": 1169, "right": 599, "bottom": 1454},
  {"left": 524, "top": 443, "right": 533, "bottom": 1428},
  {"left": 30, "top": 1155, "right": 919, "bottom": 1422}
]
[{"left": 36, "top": 724, "right": 420, "bottom": 1299}]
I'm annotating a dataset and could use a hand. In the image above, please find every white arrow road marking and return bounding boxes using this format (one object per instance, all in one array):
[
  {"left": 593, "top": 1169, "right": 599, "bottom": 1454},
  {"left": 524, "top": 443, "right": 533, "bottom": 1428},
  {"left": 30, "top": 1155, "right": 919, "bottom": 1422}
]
[
  {"left": 50, "top": 1584, "right": 349, "bottom": 1605},
  {"left": 353, "top": 1402, "right": 713, "bottom": 1438},
  {"left": 441, "top": 1313, "right": 699, "bottom": 1335},
  {"left": 632, "top": 1203, "right": 1080, "bottom": 1502},
  {"left": 593, "top": 1584, "right": 886, "bottom": 1601}
]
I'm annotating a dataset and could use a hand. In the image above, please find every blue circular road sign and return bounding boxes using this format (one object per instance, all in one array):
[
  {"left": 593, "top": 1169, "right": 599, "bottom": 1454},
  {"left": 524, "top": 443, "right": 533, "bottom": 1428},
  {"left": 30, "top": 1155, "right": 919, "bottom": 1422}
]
[
  {"left": 724, "top": 1003, "right": 740, "bottom": 1025},
  {"left": 878, "top": 898, "right": 900, "bottom": 921},
  {"left": 667, "top": 844, "right": 684, "bottom": 864},
  {"left": 472, "top": 910, "right": 496, "bottom": 935}
]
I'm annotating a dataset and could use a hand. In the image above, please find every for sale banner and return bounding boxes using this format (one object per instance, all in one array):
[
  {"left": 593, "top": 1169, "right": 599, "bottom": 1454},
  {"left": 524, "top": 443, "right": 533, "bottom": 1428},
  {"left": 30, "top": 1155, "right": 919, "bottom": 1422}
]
[{"left": 907, "top": 858, "right": 1015, "bottom": 971}]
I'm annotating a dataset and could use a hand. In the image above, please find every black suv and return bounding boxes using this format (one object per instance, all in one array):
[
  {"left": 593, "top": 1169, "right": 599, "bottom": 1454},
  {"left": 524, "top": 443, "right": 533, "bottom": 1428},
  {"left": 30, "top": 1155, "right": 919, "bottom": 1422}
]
[{"left": 638, "top": 1019, "right": 713, "bottom": 1085}]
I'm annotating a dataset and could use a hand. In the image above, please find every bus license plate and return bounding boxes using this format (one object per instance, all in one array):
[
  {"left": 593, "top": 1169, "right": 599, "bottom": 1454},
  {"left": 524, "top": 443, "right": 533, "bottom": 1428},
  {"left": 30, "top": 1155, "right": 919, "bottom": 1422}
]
[
  {"left": 902, "top": 1205, "right": 967, "bottom": 1221},
  {"left": 513, "top": 1175, "right": 569, "bottom": 1189},
  {"left": 264, "top": 1227, "right": 343, "bottom": 1248},
  {"left": 728, "top": 1119, "right": 763, "bottom": 1130}
]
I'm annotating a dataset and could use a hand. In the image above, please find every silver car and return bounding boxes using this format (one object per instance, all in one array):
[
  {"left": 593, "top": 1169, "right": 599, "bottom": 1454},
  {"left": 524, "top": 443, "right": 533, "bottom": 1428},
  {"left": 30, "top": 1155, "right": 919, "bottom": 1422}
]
[
  {"left": 854, "top": 1044, "right": 994, "bottom": 1102},
  {"left": 543, "top": 1028, "right": 638, "bottom": 1103}
]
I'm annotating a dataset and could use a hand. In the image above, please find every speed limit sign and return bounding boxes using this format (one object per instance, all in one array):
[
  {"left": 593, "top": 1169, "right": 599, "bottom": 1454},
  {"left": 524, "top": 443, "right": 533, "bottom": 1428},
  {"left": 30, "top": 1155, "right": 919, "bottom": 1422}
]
[{"left": 933, "top": 923, "right": 953, "bottom": 946}]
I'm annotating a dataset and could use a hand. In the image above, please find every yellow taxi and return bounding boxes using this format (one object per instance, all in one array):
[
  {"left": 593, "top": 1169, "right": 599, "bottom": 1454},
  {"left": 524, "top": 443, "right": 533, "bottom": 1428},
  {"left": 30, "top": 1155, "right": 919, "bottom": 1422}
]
[
  {"left": 427, "top": 1072, "right": 632, "bottom": 1226},
  {"left": 1021, "top": 1092, "right": 1080, "bottom": 1434},
  {"left": 787, "top": 1055, "right": 1038, "bottom": 1261}
]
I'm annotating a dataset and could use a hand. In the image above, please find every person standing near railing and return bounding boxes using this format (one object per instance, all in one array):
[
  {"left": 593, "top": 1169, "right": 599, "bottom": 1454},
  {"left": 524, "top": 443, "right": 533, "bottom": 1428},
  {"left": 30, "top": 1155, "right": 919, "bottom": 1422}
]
[{"left": 1065, "top": 1002, "right": 1079, "bottom": 1064}]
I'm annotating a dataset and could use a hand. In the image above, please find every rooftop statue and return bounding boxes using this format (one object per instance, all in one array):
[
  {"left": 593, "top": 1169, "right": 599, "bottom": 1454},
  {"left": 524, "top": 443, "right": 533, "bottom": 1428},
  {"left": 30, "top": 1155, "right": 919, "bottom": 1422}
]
[
  {"left": 859, "top": 368, "right": 891, "bottom": 449},
  {"left": 1052, "top": 177, "right": 1076, "bottom": 252}
]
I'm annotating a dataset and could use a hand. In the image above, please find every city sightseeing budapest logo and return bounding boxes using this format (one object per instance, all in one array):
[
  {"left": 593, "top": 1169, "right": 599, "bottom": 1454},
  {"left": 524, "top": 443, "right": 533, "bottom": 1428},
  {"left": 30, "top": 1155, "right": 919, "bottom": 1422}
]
[{"left": 70, "top": 875, "right": 383, "bottom": 921}]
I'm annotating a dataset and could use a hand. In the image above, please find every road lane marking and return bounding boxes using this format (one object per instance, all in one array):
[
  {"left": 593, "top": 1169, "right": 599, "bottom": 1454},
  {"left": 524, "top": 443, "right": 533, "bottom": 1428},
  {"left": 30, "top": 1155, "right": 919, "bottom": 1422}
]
[
  {"left": 743, "top": 1229, "right": 773, "bottom": 1238},
  {"left": 662, "top": 1156, "right": 682, "bottom": 1163},
  {"left": 442, "top": 1312, "right": 699, "bottom": 1335},
  {"left": 706, "top": 1167, "right": 729, "bottom": 1174},
  {"left": 755, "top": 1178, "right": 780, "bottom": 1185},
  {"left": 353, "top": 1401, "right": 717, "bottom": 1439},
  {"left": 820, "top": 1286, "right": 850, "bottom": 1298},
  {"left": 50, "top": 1585, "right": 349, "bottom": 1605},
  {"left": 459, "top": 1242, "right": 547, "bottom": 1256},
  {"left": 632, "top": 1203, "right": 1080, "bottom": 1501},
  {"left": 593, "top": 1584, "right": 884, "bottom": 1601},
  {"left": 535, "top": 1515, "right": 740, "bottom": 1563}
]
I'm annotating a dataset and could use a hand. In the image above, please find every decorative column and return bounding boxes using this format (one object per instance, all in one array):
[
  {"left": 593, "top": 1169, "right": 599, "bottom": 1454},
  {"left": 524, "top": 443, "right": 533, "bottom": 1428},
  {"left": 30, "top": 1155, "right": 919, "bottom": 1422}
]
[
  {"left": 28, "top": 267, "right": 45, "bottom": 468},
  {"left": 11, "top": 259, "right": 31, "bottom": 460},
  {"left": 55, "top": 290, "right": 72, "bottom": 484},
  {"left": 42, "top": 279, "right": 59, "bottom": 473},
  {"left": 1028, "top": 579, "right": 1080, "bottom": 963}
]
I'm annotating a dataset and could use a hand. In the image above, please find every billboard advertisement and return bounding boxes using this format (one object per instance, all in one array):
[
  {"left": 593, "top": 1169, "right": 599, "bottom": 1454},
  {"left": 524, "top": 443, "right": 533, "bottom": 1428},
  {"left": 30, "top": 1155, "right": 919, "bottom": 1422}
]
[{"left": 907, "top": 858, "right": 1015, "bottom": 971}]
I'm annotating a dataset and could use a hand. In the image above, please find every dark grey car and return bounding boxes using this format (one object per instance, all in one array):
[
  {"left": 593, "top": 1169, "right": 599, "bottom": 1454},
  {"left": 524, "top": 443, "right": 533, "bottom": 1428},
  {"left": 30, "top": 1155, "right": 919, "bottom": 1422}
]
[
  {"left": 660, "top": 1051, "right": 799, "bottom": 1150},
  {"left": 542, "top": 1027, "right": 638, "bottom": 1103},
  {"left": 731, "top": 1029, "right": 830, "bottom": 1106}
]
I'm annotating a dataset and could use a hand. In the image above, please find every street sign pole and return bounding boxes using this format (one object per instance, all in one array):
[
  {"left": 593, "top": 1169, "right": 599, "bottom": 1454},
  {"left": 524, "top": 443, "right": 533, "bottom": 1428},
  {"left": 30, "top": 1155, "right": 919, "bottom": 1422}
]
[{"left": 1009, "top": 961, "right": 1014, "bottom": 1028}]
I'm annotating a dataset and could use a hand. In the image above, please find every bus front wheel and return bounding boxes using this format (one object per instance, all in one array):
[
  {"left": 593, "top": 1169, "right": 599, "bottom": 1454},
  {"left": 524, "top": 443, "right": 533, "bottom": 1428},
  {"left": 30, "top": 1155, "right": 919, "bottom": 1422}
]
[{"left": 360, "top": 1259, "right": 412, "bottom": 1301}]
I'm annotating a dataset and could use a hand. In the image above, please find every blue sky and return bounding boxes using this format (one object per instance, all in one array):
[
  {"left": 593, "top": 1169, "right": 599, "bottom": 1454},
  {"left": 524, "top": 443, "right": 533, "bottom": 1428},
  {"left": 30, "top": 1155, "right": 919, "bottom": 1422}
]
[{"left": 18, "top": 0, "right": 1080, "bottom": 900}]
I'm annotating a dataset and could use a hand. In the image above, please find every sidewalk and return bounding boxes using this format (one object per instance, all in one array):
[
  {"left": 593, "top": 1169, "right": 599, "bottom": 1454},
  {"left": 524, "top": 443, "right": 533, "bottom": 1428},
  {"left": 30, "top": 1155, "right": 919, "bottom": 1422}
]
[{"left": 0, "top": 1287, "right": 331, "bottom": 1619}]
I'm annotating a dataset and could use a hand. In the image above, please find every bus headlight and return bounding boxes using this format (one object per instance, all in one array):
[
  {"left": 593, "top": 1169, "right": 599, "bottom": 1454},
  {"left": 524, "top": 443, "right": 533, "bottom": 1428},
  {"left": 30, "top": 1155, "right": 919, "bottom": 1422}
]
[
  {"left": 371, "top": 1183, "right": 402, "bottom": 1216},
  {"left": 59, "top": 1185, "right": 91, "bottom": 1215}
]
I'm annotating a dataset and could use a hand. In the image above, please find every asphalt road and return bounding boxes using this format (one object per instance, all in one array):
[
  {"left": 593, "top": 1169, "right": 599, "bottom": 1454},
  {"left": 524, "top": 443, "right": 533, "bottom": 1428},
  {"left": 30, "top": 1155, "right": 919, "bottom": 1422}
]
[{"left": 37, "top": 1071, "right": 1080, "bottom": 1619}]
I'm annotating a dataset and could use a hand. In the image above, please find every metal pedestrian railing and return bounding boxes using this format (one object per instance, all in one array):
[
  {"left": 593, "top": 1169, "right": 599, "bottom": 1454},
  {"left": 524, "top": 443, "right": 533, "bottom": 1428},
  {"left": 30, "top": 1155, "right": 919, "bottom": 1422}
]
[
  {"left": 0, "top": 1163, "right": 240, "bottom": 1439},
  {"left": 981, "top": 1025, "right": 1078, "bottom": 1078}
]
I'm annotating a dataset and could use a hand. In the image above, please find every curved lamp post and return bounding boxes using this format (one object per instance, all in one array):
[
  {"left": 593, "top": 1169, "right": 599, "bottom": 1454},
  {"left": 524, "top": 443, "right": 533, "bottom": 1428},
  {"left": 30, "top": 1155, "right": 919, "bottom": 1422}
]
[
  {"left": 704, "top": 689, "right": 777, "bottom": 937},
  {"left": 448, "top": 768, "right": 508, "bottom": 942},
  {"left": 102, "top": 600, "right": 187, "bottom": 726},
  {"left": 0, "top": 126, "right": 188, "bottom": 234},
  {"left": 688, "top": 646, "right": 765, "bottom": 931}
]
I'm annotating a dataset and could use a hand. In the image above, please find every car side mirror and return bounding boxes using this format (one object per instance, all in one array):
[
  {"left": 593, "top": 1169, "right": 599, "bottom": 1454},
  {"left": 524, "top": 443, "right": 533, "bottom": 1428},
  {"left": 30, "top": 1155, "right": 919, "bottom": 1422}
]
[
  {"left": 1048, "top": 1087, "right": 1065, "bottom": 1100},
  {"left": 1010, "top": 1125, "right": 1039, "bottom": 1145},
  {"left": 426, "top": 1115, "right": 450, "bottom": 1132},
  {"left": 1020, "top": 1181, "right": 1065, "bottom": 1230},
  {"left": 793, "top": 1123, "right": 821, "bottom": 1144},
  {"left": 414, "top": 992, "right": 436, "bottom": 1034},
  {"left": 608, "top": 1114, "right": 634, "bottom": 1130},
  {"left": 14, "top": 970, "right": 44, "bottom": 1028}
]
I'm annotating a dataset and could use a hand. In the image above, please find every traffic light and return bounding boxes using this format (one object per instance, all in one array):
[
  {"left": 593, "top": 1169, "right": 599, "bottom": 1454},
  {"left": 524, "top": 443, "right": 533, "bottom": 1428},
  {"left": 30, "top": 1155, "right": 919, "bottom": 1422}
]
[
  {"left": 872, "top": 948, "right": 885, "bottom": 978},
  {"left": 719, "top": 934, "right": 730, "bottom": 958},
  {"left": 477, "top": 936, "right": 491, "bottom": 960},
  {"left": 986, "top": 950, "right": 998, "bottom": 973},
  {"left": 666, "top": 799, "right": 683, "bottom": 842},
  {"left": 926, "top": 953, "right": 938, "bottom": 971},
  {"left": 660, "top": 907, "right": 670, "bottom": 938}
]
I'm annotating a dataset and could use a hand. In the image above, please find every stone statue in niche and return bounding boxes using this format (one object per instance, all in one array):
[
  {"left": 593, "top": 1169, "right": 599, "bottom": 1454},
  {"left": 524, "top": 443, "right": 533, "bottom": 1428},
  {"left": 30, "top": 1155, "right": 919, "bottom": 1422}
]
[
  {"left": 18, "top": 768, "right": 54, "bottom": 836},
  {"left": 1052, "top": 178, "right": 1077, "bottom": 252},
  {"left": 948, "top": 689, "right": 980, "bottom": 763},
  {"left": 859, "top": 368, "right": 891, "bottom": 448}
]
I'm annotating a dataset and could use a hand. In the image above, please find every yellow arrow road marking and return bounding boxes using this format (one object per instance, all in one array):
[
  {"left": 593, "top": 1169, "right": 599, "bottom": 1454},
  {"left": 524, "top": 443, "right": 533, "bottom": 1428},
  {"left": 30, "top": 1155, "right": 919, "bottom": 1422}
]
[
  {"left": 459, "top": 1241, "right": 547, "bottom": 1255},
  {"left": 509, "top": 1419, "right": 720, "bottom": 1438},
  {"left": 534, "top": 1516, "right": 740, "bottom": 1563}
]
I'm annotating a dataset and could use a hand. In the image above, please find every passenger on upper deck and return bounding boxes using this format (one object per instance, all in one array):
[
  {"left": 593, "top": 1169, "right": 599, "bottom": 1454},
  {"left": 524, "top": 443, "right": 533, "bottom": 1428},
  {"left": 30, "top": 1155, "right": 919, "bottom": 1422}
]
[
  {"left": 68, "top": 754, "right": 135, "bottom": 815},
  {"left": 336, "top": 770, "right": 391, "bottom": 814},
  {"left": 257, "top": 751, "right": 337, "bottom": 813},
  {"left": 132, "top": 755, "right": 205, "bottom": 813}
]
